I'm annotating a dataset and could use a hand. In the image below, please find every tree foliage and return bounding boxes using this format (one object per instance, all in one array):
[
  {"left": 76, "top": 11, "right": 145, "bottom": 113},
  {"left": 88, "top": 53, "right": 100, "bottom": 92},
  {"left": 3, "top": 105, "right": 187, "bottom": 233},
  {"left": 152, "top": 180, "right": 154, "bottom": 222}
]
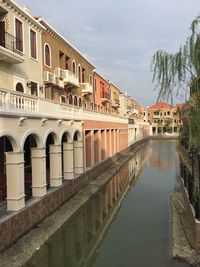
[{"left": 151, "top": 15, "right": 200, "bottom": 102}]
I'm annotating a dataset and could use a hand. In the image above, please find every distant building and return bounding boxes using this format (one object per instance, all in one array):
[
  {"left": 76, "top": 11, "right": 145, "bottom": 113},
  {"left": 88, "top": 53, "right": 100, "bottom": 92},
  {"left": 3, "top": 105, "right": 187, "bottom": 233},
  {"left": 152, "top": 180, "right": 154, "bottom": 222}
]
[{"left": 147, "top": 102, "right": 183, "bottom": 134}]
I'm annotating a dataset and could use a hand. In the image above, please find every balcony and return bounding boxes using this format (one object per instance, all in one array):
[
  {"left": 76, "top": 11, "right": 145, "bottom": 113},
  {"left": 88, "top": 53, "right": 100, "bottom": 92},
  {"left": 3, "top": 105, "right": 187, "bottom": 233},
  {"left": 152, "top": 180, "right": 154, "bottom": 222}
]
[
  {"left": 100, "top": 92, "right": 111, "bottom": 102},
  {"left": 55, "top": 77, "right": 64, "bottom": 89},
  {"left": 111, "top": 99, "right": 120, "bottom": 108},
  {"left": 81, "top": 83, "right": 93, "bottom": 95},
  {"left": 0, "top": 88, "right": 127, "bottom": 124},
  {"left": 0, "top": 31, "right": 24, "bottom": 64},
  {"left": 63, "top": 70, "right": 79, "bottom": 88}
]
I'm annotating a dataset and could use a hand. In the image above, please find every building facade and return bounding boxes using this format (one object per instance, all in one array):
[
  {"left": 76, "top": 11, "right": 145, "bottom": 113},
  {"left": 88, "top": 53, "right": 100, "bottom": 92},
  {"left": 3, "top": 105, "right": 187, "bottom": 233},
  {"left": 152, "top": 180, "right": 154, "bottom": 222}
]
[
  {"left": 0, "top": 0, "right": 151, "bottom": 214},
  {"left": 147, "top": 102, "right": 182, "bottom": 134}
]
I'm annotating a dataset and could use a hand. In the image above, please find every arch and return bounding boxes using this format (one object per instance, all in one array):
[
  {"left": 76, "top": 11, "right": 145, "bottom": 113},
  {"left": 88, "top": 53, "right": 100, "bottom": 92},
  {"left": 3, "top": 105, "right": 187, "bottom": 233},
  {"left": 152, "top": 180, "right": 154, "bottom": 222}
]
[
  {"left": 43, "top": 129, "right": 59, "bottom": 146},
  {"left": 23, "top": 134, "right": 39, "bottom": 201},
  {"left": 44, "top": 43, "right": 51, "bottom": 67},
  {"left": 74, "top": 95, "right": 78, "bottom": 106},
  {"left": 68, "top": 94, "right": 73, "bottom": 105},
  {"left": 72, "top": 129, "right": 82, "bottom": 141},
  {"left": 16, "top": 82, "right": 24, "bottom": 93},
  {"left": 0, "top": 131, "right": 19, "bottom": 151},
  {"left": 60, "top": 129, "right": 73, "bottom": 143},
  {"left": 79, "top": 97, "right": 82, "bottom": 107},
  {"left": 0, "top": 136, "right": 15, "bottom": 203},
  {"left": 21, "top": 130, "right": 42, "bottom": 150}
]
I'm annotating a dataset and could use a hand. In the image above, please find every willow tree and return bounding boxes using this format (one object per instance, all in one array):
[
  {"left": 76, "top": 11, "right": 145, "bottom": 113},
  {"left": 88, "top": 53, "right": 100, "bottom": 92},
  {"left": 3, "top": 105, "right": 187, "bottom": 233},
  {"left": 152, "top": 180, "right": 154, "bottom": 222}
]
[
  {"left": 151, "top": 15, "right": 200, "bottom": 147},
  {"left": 151, "top": 15, "right": 200, "bottom": 102}
]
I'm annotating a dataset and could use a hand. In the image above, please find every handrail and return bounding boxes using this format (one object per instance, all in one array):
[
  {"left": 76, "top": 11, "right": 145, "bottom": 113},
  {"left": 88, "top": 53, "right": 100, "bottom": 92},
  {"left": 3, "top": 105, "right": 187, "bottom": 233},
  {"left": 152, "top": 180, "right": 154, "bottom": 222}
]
[{"left": 0, "top": 31, "right": 23, "bottom": 56}]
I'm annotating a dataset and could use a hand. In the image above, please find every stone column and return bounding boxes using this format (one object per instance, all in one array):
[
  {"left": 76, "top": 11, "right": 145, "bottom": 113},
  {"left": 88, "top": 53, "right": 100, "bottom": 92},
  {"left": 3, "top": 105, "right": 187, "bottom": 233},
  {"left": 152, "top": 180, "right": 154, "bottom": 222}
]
[
  {"left": 31, "top": 147, "right": 47, "bottom": 197},
  {"left": 63, "top": 142, "right": 74, "bottom": 180},
  {"left": 74, "top": 140, "right": 84, "bottom": 177},
  {"left": 49, "top": 145, "right": 62, "bottom": 187},
  {"left": 5, "top": 151, "right": 25, "bottom": 211}
]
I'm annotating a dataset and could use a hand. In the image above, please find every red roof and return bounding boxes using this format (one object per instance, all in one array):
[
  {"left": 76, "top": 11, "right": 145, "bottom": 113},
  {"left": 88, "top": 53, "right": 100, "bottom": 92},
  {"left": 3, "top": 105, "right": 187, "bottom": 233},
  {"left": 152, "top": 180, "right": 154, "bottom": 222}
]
[{"left": 148, "top": 102, "right": 173, "bottom": 109}]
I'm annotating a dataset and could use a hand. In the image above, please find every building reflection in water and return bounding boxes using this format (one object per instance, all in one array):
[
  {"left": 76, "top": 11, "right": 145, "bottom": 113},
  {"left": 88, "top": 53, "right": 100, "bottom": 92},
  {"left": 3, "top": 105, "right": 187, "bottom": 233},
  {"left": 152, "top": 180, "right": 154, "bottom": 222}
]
[{"left": 25, "top": 143, "right": 149, "bottom": 267}]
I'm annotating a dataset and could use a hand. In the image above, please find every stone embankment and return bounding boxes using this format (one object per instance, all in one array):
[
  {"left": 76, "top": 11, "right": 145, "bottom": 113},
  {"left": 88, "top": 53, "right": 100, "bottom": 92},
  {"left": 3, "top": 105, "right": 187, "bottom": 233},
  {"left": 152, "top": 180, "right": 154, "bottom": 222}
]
[
  {"left": 0, "top": 139, "right": 146, "bottom": 267},
  {"left": 171, "top": 192, "right": 200, "bottom": 266}
]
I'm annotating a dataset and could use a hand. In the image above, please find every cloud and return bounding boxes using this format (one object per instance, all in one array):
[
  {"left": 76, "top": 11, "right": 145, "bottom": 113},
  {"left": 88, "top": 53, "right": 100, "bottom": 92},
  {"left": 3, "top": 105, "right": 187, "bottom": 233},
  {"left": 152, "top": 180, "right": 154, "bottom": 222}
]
[{"left": 16, "top": 0, "right": 200, "bottom": 106}]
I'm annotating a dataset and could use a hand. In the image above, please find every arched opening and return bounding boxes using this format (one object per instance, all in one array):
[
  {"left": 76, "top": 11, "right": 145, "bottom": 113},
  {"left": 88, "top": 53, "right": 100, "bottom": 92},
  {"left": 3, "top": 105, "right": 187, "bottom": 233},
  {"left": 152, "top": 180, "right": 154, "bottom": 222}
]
[
  {"left": 74, "top": 96, "right": 78, "bottom": 106},
  {"left": 79, "top": 97, "right": 82, "bottom": 107},
  {"left": 78, "top": 65, "right": 81, "bottom": 83},
  {"left": 16, "top": 82, "right": 24, "bottom": 93},
  {"left": 23, "top": 134, "right": 37, "bottom": 201},
  {"left": 0, "top": 136, "right": 13, "bottom": 204},
  {"left": 72, "top": 61, "right": 76, "bottom": 74},
  {"left": 46, "top": 133, "right": 54, "bottom": 189},
  {"left": 74, "top": 132, "right": 78, "bottom": 141},
  {"left": 61, "top": 132, "right": 68, "bottom": 179},
  {"left": 44, "top": 44, "right": 51, "bottom": 67},
  {"left": 69, "top": 94, "right": 73, "bottom": 105}
]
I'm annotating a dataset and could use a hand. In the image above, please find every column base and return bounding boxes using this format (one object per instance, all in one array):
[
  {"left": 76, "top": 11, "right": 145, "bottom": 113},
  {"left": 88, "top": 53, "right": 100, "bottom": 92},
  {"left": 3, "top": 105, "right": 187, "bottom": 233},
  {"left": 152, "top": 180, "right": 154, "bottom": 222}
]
[
  {"left": 7, "top": 195, "right": 25, "bottom": 211},
  {"left": 64, "top": 171, "right": 74, "bottom": 180},
  {"left": 32, "top": 185, "right": 47, "bottom": 197},
  {"left": 50, "top": 177, "right": 63, "bottom": 187}
]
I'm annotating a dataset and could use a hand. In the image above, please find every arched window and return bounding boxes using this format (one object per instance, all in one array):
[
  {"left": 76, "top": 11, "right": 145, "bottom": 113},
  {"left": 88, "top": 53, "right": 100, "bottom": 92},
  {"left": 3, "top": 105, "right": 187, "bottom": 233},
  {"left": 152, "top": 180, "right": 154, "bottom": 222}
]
[
  {"left": 79, "top": 97, "right": 82, "bottom": 107},
  {"left": 16, "top": 82, "right": 24, "bottom": 92},
  {"left": 89, "top": 75, "right": 92, "bottom": 85},
  {"left": 78, "top": 65, "right": 81, "bottom": 83},
  {"left": 44, "top": 44, "right": 51, "bottom": 67},
  {"left": 72, "top": 61, "right": 76, "bottom": 74},
  {"left": 74, "top": 96, "right": 78, "bottom": 106},
  {"left": 69, "top": 94, "right": 73, "bottom": 105}
]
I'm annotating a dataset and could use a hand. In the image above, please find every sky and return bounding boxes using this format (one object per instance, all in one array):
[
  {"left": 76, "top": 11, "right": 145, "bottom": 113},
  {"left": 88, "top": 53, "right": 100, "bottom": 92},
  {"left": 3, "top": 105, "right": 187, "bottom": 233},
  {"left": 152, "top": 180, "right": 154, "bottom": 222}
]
[{"left": 16, "top": 0, "right": 200, "bottom": 107}]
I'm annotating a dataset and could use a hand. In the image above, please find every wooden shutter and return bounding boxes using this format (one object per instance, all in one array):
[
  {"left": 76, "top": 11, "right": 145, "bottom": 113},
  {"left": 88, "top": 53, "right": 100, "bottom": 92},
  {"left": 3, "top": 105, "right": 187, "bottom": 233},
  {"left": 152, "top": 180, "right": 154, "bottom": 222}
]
[{"left": 15, "top": 19, "right": 23, "bottom": 52}]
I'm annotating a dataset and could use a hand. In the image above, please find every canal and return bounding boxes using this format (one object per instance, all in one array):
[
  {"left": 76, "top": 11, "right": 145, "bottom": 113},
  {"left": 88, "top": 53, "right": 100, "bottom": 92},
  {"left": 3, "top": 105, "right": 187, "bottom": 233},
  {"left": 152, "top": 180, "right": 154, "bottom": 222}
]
[{"left": 25, "top": 139, "right": 189, "bottom": 267}]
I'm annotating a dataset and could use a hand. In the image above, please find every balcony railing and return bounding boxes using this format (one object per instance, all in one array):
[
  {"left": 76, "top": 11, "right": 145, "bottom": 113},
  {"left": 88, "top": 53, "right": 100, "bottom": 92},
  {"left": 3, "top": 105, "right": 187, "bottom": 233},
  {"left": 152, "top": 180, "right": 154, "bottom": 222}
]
[
  {"left": 63, "top": 70, "right": 79, "bottom": 87},
  {"left": 0, "top": 89, "right": 38, "bottom": 113},
  {"left": 0, "top": 88, "right": 127, "bottom": 123},
  {"left": 81, "top": 83, "right": 93, "bottom": 95},
  {"left": 0, "top": 31, "right": 23, "bottom": 56},
  {"left": 100, "top": 92, "right": 110, "bottom": 101}
]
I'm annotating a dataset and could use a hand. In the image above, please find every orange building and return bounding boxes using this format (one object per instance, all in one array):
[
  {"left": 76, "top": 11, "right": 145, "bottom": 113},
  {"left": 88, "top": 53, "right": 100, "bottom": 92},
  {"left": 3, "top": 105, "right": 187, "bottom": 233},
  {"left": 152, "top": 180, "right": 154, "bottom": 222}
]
[{"left": 93, "top": 71, "right": 111, "bottom": 113}]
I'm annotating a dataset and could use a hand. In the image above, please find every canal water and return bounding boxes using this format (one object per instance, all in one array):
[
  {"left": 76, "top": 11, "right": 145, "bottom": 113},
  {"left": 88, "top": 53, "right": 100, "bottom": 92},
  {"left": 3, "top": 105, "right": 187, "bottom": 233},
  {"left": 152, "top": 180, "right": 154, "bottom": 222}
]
[{"left": 25, "top": 140, "right": 189, "bottom": 267}]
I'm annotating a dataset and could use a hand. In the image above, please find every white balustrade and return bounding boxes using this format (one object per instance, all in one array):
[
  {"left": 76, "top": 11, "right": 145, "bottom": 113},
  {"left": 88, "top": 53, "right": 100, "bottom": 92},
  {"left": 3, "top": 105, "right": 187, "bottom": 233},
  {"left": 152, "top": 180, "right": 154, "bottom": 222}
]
[
  {"left": 0, "top": 90, "right": 7, "bottom": 107},
  {"left": 0, "top": 88, "right": 127, "bottom": 124},
  {"left": 0, "top": 88, "right": 38, "bottom": 113}
]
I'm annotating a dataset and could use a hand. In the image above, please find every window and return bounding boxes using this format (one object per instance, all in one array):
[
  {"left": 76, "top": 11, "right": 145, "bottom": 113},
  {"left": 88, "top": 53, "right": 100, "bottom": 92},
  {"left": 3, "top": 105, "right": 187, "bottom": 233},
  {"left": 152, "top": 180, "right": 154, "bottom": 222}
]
[
  {"left": 79, "top": 97, "right": 82, "bottom": 107},
  {"left": 74, "top": 96, "right": 78, "bottom": 106},
  {"left": 15, "top": 18, "right": 23, "bottom": 52},
  {"left": 167, "top": 111, "right": 170, "bottom": 115},
  {"left": 72, "top": 61, "right": 76, "bottom": 74},
  {"left": 68, "top": 94, "right": 73, "bottom": 105},
  {"left": 61, "top": 96, "right": 66, "bottom": 103},
  {"left": 30, "top": 81, "right": 38, "bottom": 96},
  {"left": 44, "top": 44, "right": 51, "bottom": 66},
  {"left": 94, "top": 79, "right": 97, "bottom": 92},
  {"left": 30, "top": 29, "right": 37, "bottom": 59},
  {"left": 78, "top": 65, "right": 81, "bottom": 83},
  {"left": 16, "top": 82, "right": 24, "bottom": 92},
  {"left": 89, "top": 75, "right": 92, "bottom": 85}
]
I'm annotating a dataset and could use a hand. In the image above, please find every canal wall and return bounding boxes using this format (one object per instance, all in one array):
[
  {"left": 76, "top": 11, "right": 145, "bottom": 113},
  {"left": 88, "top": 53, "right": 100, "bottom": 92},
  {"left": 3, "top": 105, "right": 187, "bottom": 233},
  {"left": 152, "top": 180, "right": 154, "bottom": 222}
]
[
  {"left": 178, "top": 146, "right": 200, "bottom": 251},
  {"left": 0, "top": 137, "right": 150, "bottom": 253}
]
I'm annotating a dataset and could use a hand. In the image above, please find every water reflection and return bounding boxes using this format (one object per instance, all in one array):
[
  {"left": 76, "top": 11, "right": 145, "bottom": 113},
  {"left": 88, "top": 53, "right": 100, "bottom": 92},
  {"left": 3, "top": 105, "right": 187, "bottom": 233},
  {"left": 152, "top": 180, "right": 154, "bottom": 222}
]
[
  {"left": 25, "top": 140, "right": 188, "bottom": 267},
  {"left": 25, "top": 144, "right": 147, "bottom": 267}
]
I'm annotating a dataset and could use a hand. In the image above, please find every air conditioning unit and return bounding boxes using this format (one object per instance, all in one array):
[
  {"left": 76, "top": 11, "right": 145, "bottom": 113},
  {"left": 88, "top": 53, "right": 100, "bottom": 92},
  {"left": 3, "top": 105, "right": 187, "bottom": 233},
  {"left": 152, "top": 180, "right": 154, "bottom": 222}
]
[{"left": 43, "top": 71, "right": 54, "bottom": 83}]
